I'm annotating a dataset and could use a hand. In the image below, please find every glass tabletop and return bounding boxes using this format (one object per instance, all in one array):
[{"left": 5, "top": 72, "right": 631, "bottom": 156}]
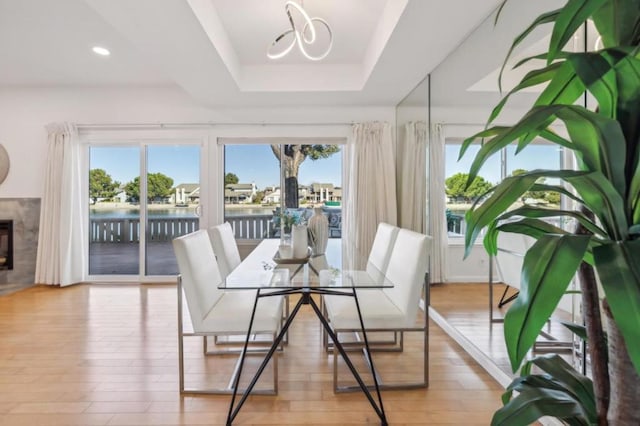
[{"left": 218, "top": 239, "right": 393, "bottom": 290}]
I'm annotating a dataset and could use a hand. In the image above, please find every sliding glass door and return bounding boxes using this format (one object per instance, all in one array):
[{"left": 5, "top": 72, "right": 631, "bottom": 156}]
[
  {"left": 145, "top": 145, "right": 200, "bottom": 275},
  {"left": 88, "top": 143, "right": 201, "bottom": 278}
]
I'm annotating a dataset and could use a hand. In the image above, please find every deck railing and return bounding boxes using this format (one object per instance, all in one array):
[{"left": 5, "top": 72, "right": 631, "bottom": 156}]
[
  {"left": 90, "top": 218, "right": 199, "bottom": 243},
  {"left": 225, "top": 214, "right": 275, "bottom": 240},
  {"left": 90, "top": 210, "right": 342, "bottom": 243},
  {"left": 89, "top": 215, "right": 271, "bottom": 242}
]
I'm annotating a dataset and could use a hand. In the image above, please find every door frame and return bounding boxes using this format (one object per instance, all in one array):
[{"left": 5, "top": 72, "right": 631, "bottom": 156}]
[{"left": 81, "top": 128, "right": 210, "bottom": 283}]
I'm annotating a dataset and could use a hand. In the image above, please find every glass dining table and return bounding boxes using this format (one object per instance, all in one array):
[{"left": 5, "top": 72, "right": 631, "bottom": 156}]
[{"left": 220, "top": 238, "right": 390, "bottom": 426}]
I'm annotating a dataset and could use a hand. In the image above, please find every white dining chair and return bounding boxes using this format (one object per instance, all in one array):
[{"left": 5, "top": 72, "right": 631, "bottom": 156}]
[
  {"left": 366, "top": 222, "right": 401, "bottom": 282},
  {"left": 173, "top": 230, "right": 283, "bottom": 394},
  {"left": 322, "top": 222, "right": 400, "bottom": 349},
  {"left": 208, "top": 222, "right": 242, "bottom": 279},
  {"left": 323, "top": 228, "right": 431, "bottom": 391}
]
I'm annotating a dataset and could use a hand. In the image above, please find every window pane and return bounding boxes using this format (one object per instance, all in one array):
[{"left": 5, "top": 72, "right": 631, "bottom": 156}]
[
  {"left": 506, "top": 143, "right": 563, "bottom": 227},
  {"left": 224, "top": 144, "right": 342, "bottom": 240},
  {"left": 89, "top": 146, "right": 140, "bottom": 275},
  {"left": 145, "top": 145, "right": 200, "bottom": 276},
  {"left": 445, "top": 143, "right": 500, "bottom": 238}
]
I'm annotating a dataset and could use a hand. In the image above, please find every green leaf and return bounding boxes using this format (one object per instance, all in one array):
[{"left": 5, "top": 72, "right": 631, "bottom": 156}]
[
  {"left": 548, "top": 0, "right": 608, "bottom": 64},
  {"left": 533, "top": 60, "right": 585, "bottom": 110},
  {"left": 564, "top": 171, "right": 629, "bottom": 241},
  {"left": 556, "top": 107, "right": 627, "bottom": 197},
  {"left": 464, "top": 169, "right": 590, "bottom": 254},
  {"left": 512, "top": 51, "right": 572, "bottom": 70},
  {"left": 527, "top": 182, "right": 584, "bottom": 204},
  {"left": 539, "top": 128, "right": 573, "bottom": 149},
  {"left": 498, "top": 206, "right": 606, "bottom": 237},
  {"left": 464, "top": 173, "right": 542, "bottom": 256},
  {"left": 561, "top": 321, "right": 589, "bottom": 341},
  {"left": 466, "top": 104, "right": 627, "bottom": 188},
  {"left": 504, "top": 234, "right": 590, "bottom": 371},
  {"left": 484, "top": 218, "right": 568, "bottom": 258},
  {"left": 492, "top": 387, "right": 591, "bottom": 426},
  {"left": 488, "top": 62, "right": 564, "bottom": 125},
  {"left": 498, "top": 219, "right": 568, "bottom": 239},
  {"left": 568, "top": 51, "right": 617, "bottom": 118},
  {"left": 459, "top": 126, "right": 509, "bottom": 160},
  {"left": 528, "top": 354, "right": 596, "bottom": 419},
  {"left": 591, "top": 0, "right": 640, "bottom": 47},
  {"left": 466, "top": 107, "right": 561, "bottom": 183},
  {"left": 498, "top": 9, "right": 561, "bottom": 92},
  {"left": 594, "top": 240, "right": 640, "bottom": 375}
]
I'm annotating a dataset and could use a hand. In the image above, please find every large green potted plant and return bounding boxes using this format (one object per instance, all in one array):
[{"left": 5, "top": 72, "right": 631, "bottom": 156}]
[{"left": 461, "top": 0, "right": 640, "bottom": 424}]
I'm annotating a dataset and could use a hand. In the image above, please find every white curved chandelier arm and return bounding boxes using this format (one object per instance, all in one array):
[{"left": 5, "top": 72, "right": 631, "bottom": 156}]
[
  {"left": 267, "top": 0, "right": 332, "bottom": 61},
  {"left": 267, "top": 29, "right": 296, "bottom": 60},
  {"left": 297, "top": 18, "right": 332, "bottom": 61},
  {"left": 286, "top": 1, "right": 316, "bottom": 44}
]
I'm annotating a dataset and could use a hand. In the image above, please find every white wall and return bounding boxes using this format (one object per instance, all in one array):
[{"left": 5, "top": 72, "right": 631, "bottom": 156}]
[
  {"left": 447, "top": 243, "right": 492, "bottom": 282},
  {"left": 0, "top": 87, "right": 395, "bottom": 199}
]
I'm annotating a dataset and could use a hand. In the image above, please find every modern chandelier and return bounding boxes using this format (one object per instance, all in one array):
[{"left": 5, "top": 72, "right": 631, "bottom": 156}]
[{"left": 267, "top": 1, "right": 333, "bottom": 61}]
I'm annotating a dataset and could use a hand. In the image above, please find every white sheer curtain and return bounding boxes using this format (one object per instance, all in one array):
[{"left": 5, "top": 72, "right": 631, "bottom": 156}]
[
  {"left": 35, "top": 123, "right": 85, "bottom": 286},
  {"left": 343, "top": 122, "right": 397, "bottom": 269},
  {"left": 397, "top": 121, "right": 427, "bottom": 232},
  {"left": 429, "top": 123, "right": 447, "bottom": 283}
]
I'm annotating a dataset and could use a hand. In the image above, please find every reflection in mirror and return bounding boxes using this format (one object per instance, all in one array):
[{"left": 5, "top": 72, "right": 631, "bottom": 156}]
[
  {"left": 396, "top": 76, "right": 429, "bottom": 235},
  {"left": 427, "top": 0, "right": 581, "bottom": 382}
]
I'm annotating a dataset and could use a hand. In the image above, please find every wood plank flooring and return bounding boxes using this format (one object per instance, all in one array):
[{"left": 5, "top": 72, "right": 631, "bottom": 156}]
[
  {"left": 430, "top": 282, "right": 575, "bottom": 376},
  {"left": 0, "top": 284, "right": 505, "bottom": 425}
]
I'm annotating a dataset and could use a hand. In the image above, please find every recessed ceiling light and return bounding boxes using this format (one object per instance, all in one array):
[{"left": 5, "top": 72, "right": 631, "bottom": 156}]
[{"left": 92, "top": 46, "right": 110, "bottom": 56}]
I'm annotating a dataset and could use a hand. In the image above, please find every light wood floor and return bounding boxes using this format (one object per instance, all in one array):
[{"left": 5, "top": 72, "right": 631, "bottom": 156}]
[
  {"left": 0, "top": 284, "right": 505, "bottom": 425},
  {"left": 431, "top": 282, "right": 574, "bottom": 376}
]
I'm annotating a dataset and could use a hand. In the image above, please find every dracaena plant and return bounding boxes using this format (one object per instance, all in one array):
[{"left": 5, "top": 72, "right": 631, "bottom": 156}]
[{"left": 461, "top": 0, "right": 640, "bottom": 424}]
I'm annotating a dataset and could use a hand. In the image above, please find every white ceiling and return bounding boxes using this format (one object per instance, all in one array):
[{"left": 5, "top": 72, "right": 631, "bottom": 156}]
[{"left": 0, "top": 0, "right": 504, "bottom": 107}]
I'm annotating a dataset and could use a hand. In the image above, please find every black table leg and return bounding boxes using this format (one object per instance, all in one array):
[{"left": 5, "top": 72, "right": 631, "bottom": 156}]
[
  {"left": 226, "top": 289, "right": 306, "bottom": 425},
  {"left": 226, "top": 288, "right": 388, "bottom": 426},
  {"left": 307, "top": 295, "right": 388, "bottom": 425}
]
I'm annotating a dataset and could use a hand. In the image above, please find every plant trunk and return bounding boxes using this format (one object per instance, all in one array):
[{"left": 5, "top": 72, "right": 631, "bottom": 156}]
[
  {"left": 578, "top": 261, "right": 610, "bottom": 426},
  {"left": 284, "top": 176, "right": 298, "bottom": 208},
  {"left": 576, "top": 212, "right": 610, "bottom": 425},
  {"left": 604, "top": 301, "right": 640, "bottom": 426},
  {"left": 270, "top": 144, "right": 305, "bottom": 209}
]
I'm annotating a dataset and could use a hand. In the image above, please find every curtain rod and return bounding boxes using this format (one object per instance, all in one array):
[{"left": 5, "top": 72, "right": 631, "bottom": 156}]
[{"left": 76, "top": 121, "right": 354, "bottom": 129}]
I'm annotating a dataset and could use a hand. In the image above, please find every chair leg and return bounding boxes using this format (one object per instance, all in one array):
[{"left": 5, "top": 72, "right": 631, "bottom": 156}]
[
  {"left": 177, "top": 276, "right": 278, "bottom": 395},
  {"left": 177, "top": 277, "right": 186, "bottom": 393},
  {"left": 332, "top": 328, "right": 427, "bottom": 392}
]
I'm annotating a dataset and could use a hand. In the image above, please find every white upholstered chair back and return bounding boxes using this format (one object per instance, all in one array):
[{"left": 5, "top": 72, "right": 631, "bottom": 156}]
[
  {"left": 495, "top": 232, "right": 535, "bottom": 290},
  {"left": 173, "top": 230, "right": 224, "bottom": 332},
  {"left": 382, "top": 229, "right": 430, "bottom": 326},
  {"left": 209, "top": 222, "right": 242, "bottom": 278},
  {"left": 366, "top": 222, "right": 400, "bottom": 281}
]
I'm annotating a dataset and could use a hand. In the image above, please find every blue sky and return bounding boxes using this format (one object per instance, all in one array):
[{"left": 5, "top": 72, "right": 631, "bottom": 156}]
[
  {"left": 446, "top": 144, "right": 562, "bottom": 184},
  {"left": 225, "top": 145, "right": 342, "bottom": 189},
  {"left": 89, "top": 145, "right": 342, "bottom": 189},
  {"left": 90, "top": 146, "right": 200, "bottom": 186},
  {"left": 91, "top": 143, "right": 557, "bottom": 189}
]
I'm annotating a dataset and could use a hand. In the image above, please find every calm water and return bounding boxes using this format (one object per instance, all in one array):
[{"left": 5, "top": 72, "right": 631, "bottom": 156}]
[{"left": 90, "top": 206, "right": 276, "bottom": 219}]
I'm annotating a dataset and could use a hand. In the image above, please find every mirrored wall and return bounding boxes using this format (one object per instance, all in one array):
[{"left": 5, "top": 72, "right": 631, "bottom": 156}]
[{"left": 399, "top": 0, "right": 585, "bottom": 381}]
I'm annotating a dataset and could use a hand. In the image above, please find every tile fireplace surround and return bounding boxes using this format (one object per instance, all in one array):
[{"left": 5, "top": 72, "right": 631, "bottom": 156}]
[{"left": 0, "top": 198, "right": 40, "bottom": 295}]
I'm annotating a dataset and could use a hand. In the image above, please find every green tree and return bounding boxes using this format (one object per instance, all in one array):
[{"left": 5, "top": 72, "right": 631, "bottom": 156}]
[
  {"left": 225, "top": 173, "right": 239, "bottom": 185},
  {"left": 270, "top": 144, "right": 340, "bottom": 208},
  {"left": 252, "top": 190, "right": 265, "bottom": 204},
  {"left": 445, "top": 172, "right": 492, "bottom": 202},
  {"left": 512, "top": 168, "right": 547, "bottom": 201},
  {"left": 89, "top": 168, "right": 120, "bottom": 204},
  {"left": 124, "top": 173, "right": 174, "bottom": 202}
]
